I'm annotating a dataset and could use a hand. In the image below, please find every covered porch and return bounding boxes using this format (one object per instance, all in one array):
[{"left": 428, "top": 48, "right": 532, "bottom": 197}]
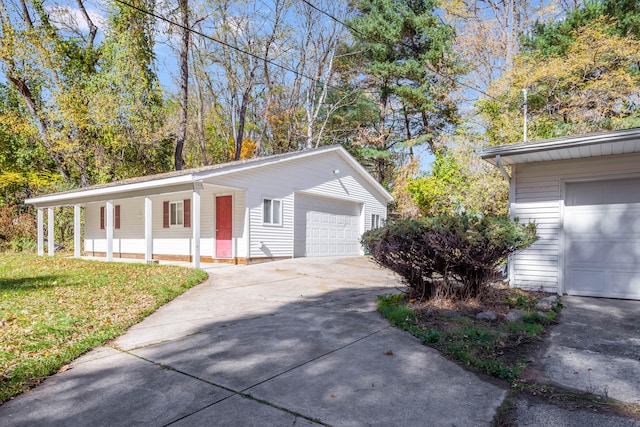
[{"left": 28, "top": 179, "right": 248, "bottom": 269}]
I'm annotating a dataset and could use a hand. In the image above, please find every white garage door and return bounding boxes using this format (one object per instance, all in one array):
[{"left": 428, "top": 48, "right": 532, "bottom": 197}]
[
  {"left": 294, "top": 194, "right": 362, "bottom": 257},
  {"left": 564, "top": 178, "right": 640, "bottom": 299}
]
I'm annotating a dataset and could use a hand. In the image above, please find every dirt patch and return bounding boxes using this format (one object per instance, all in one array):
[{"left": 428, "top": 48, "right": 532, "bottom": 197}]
[
  {"left": 392, "top": 283, "right": 640, "bottom": 424},
  {"left": 494, "top": 386, "right": 640, "bottom": 426},
  {"left": 398, "top": 282, "right": 554, "bottom": 376},
  {"left": 410, "top": 281, "right": 550, "bottom": 315}
]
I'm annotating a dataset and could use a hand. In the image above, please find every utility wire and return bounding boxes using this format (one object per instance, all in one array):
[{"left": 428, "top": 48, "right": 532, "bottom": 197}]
[
  {"left": 116, "top": 0, "right": 493, "bottom": 101},
  {"left": 298, "top": 0, "right": 367, "bottom": 38},
  {"left": 298, "top": 0, "right": 495, "bottom": 100},
  {"left": 114, "top": 0, "right": 340, "bottom": 92}
]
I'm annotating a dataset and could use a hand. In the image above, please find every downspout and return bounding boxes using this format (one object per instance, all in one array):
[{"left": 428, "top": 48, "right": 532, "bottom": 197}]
[
  {"left": 494, "top": 154, "right": 513, "bottom": 284},
  {"left": 495, "top": 155, "right": 511, "bottom": 183}
]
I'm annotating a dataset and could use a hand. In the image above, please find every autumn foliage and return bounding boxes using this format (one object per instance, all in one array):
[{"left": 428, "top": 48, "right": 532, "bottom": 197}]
[{"left": 0, "top": 205, "right": 35, "bottom": 251}]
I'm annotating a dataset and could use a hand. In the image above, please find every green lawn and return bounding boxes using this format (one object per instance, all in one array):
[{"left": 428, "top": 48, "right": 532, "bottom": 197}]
[{"left": 0, "top": 253, "right": 208, "bottom": 403}]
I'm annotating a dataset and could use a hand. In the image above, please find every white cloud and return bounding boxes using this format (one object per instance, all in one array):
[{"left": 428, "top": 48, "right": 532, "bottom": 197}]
[{"left": 48, "top": 3, "right": 107, "bottom": 34}]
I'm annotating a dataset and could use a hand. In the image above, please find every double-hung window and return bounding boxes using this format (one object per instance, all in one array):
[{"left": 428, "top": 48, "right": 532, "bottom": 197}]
[
  {"left": 371, "top": 213, "right": 381, "bottom": 229},
  {"left": 170, "top": 201, "right": 184, "bottom": 226},
  {"left": 100, "top": 205, "right": 121, "bottom": 230},
  {"left": 263, "top": 199, "right": 282, "bottom": 225},
  {"left": 162, "top": 199, "right": 190, "bottom": 228}
]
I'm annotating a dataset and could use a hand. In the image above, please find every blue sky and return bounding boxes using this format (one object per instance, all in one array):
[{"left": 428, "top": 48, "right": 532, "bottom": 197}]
[{"left": 0, "top": 0, "right": 439, "bottom": 172}]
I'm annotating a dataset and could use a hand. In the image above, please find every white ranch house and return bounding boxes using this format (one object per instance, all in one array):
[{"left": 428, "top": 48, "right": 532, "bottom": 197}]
[
  {"left": 481, "top": 127, "right": 640, "bottom": 300},
  {"left": 26, "top": 146, "right": 392, "bottom": 267}
]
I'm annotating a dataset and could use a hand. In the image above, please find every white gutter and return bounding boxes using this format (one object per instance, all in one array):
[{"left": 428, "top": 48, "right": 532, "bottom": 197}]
[
  {"left": 25, "top": 174, "right": 194, "bottom": 206},
  {"left": 24, "top": 144, "right": 394, "bottom": 206},
  {"left": 495, "top": 155, "right": 511, "bottom": 183},
  {"left": 192, "top": 145, "right": 394, "bottom": 202},
  {"left": 480, "top": 127, "right": 640, "bottom": 161}
]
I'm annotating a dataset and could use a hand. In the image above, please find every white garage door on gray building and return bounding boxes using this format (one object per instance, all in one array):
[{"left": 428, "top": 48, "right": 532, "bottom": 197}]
[
  {"left": 564, "top": 178, "right": 640, "bottom": 299},
  {"left": 294, "top": 194, "right": 362, "bottom": 257}
]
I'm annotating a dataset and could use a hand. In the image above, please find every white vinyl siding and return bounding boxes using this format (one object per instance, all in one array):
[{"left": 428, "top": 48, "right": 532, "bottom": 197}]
[
  {"left": 153, "top": 192, "right": 193, "bottom": 256},
  {"left": 79, "top": 148, "right": 386, "bottom": 262},
  {"left": 211, "top": 151, "right": 388, "bottom": 259},
  {"left": 85, "top": 198, "right": 145, "bottom": 255},
  {"left": 83, "top": 190, "right": 247, "bottom": 259},
  {"left": 511, "top": 152, "right": 640, "bottom": 294}
]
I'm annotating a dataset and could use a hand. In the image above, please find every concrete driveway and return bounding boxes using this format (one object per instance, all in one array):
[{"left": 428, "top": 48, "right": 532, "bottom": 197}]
[
  {"left": 506, "top": 296, "right": 640, "bottom": 426},
  {"left": 539, "top": 296, "right": 640, "bottom": 405},
  {"left": 0, "top": 257, "right": 506, "bottom": 427}
]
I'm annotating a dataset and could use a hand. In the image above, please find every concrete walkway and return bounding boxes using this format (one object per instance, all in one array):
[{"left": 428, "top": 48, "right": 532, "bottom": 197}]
[
  {"left": 539, "top": 296, "right": 640, "bottom": 405},
  {"left": 0, "top": 257, "right": 506, "bottom": 427},
  {"left": 510, "top": 296, "right": 640, "bottom": 427}
]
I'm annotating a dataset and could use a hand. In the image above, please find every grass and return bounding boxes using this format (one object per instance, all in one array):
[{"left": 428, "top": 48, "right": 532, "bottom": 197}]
[
  {"left": 377, "top": 288, "right": 560, "bottom": 381},
  {"left": 0, "top": 253, "right": 208, "bottom": 403},
  {"left": 378, "top": 289, "right": 640, "bottom": 425}
]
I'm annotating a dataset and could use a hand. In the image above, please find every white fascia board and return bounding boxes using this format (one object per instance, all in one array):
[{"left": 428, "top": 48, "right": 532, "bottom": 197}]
[
  {"left": 480, "top": 128, "right": 640, "bottom": 164},
  {"left": 192, "top": 145, "right": 394, "bottom": 203},
  {"left": 336, "top": 147, "right": 394, "bottom": 202},
  {"left": 25, "top": 174, "right": 195, "bottom": 207}
]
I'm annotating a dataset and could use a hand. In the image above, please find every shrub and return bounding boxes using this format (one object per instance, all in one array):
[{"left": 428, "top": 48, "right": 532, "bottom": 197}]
[
  {"left": 0, "top": 205, "right": 36, "bottom": 251},
  {"left": 361, "top": 215, "right": 537, "bottom": 300}
]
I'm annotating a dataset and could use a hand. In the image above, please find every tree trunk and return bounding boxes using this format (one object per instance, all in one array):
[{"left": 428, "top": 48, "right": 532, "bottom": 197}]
[
  {"left": 234, "top": 68, "right": 255, "bottom": 161},
  {"left": 175, "top": 0, "right": 189, "bottom": 171}
]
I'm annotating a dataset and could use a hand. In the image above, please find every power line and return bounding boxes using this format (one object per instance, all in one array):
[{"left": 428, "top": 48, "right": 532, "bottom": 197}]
[
  {"left": 298, "top": 0, "right": 495, "bottom": 100},
  {"left": 116, "top": 0, "right": 494, "bottom": 102},
  {"left": 114, "top": 0, "right": 339, "bottom": 92},
  {"left": 298, "top": 0, "right": 367, "bottom": 38}
]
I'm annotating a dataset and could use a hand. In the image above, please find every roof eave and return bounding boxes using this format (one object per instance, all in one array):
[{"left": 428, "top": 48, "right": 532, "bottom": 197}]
[
  {"left": 25, "top": 174, "right": 195, "bottom": 206},
  {"left": 480, "top": 127, "right": 640, "bottom": 165},
  {"left": 25, "top": 145, "right": 394, "bottom": 206}
]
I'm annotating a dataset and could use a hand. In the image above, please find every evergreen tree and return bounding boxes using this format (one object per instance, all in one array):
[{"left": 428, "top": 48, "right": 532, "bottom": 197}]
[{"left": 344, "top": 0, "right": 462, "bottom": 185}]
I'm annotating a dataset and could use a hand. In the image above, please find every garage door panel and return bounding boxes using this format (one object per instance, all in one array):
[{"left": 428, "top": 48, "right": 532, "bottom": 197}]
[
  {"left": 608, "top": 241, "right": 640, "bottom": 265},
  {"left": 565, "top": 180, "right": 640, "bottom": 299},
  {"left": 612, "top": 272, "right": 640, "bottom": 297},
  {"left": 566, "top": 239, "right": 601, "bottom": 264},
  {"left": 566, "top": 209, "right": 640, "bottom": 235},
  {"left": 294, "top": 194, "right": 362, "bottom": 257},
  {"left": 567, "top": 269, "right": 605, "bottom": 296},
  {"left": 566, "top": 178, "right": 640, "bottom": 206}
]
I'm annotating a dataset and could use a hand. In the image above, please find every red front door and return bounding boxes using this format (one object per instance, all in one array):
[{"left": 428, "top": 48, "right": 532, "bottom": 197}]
[{"left": 216, "top": 196, "right": 233, "bottom": 258}]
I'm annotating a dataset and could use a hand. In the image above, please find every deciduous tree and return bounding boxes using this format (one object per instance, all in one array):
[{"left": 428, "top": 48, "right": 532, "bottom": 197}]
[{"left": 479, "top": 17, "right": 640, "bottom": 143}]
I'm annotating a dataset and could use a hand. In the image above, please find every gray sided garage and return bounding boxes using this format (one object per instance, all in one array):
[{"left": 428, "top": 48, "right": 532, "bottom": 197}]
[
  {"left": 481, "top": 128, "right": 640, "bottom": 300},
  {"left": 293, "top": 194, "right": 363, "bottom": 257}
]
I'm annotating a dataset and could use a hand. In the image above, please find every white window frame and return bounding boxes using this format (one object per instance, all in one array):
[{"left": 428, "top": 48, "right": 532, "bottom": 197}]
[
  {"left": 263, "top": 198, "right": 282, "bottom": 226},
  {"left": 170, "top": 201, "right": 184, "bottom": 227},
  {"left": 371, "top": 213, "right": 381, "bottom": 230}
]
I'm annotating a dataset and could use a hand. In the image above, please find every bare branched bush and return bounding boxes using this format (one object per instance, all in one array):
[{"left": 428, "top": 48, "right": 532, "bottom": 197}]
[{"left": 0, "top": 205, "right": 36, "bottom": 251}]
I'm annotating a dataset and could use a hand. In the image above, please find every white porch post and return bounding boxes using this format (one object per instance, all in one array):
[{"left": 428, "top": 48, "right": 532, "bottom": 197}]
[
  {"left": 192, "top": 182, "right": 202, "bottom": 268},
  {"left": 244, "top": 192, "right": 250, "bottom": 262},
  {"left": 74, "top": 205, "right": 81, "bottom": 258},
  {"left": 106, "top": 200, "right": 113, "bottom": 261},
  {"left": 37, "top": 208, "right": 44, "bottom": 256},
  {"left": 359, "top": 203, "right": 366, "bottom": 255},
  {"left": 47, "top": 208, "right": 55, "bottom": 256},
  {"left": 144, "top": 196, "right": 153, "bottom": 263}
]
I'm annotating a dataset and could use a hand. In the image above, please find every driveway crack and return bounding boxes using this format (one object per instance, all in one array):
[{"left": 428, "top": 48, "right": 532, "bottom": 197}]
[{"left": 114, "top": 348, "right": 332, "bottom": 426}]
